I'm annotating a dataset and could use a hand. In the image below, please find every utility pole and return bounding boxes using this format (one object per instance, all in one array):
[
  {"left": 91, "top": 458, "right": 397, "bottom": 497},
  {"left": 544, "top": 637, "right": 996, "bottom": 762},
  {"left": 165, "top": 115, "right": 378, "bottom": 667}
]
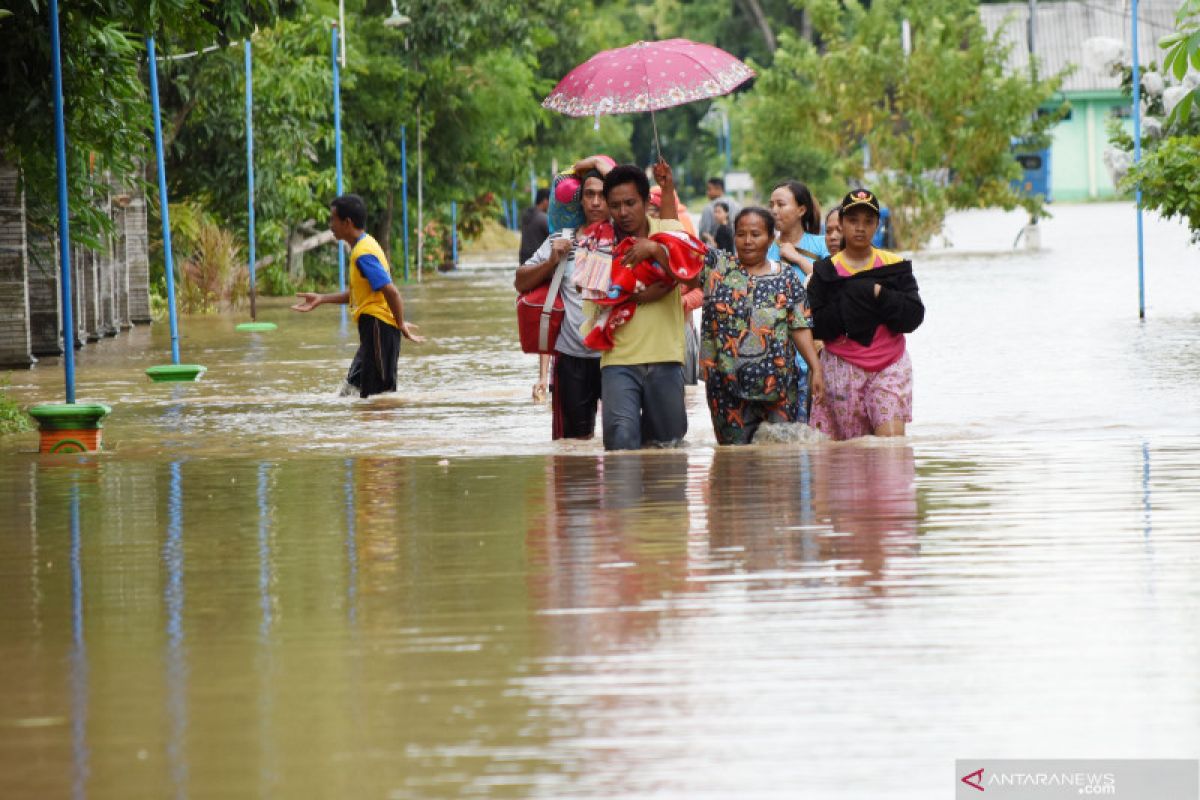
[{"left": 1024, "top": 0, "right": 1042, "bottom": 249}]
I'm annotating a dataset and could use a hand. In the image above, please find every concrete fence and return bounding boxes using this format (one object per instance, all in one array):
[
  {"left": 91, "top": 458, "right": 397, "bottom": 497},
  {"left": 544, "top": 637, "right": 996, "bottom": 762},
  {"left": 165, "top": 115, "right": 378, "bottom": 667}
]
[{"left": 0, "top": 162, "right": 152, "bottom": 369}]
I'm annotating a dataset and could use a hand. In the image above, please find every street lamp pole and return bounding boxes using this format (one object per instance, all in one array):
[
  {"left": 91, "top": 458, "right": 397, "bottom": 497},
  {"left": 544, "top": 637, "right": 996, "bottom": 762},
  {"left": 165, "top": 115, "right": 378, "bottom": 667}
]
[
  {"left": 332, "top": 24, "right": 346, "bottom": 327},
  {"left": 48, "top": 0, "right": 76, "bottom": 401},
  {"left": 245, "top": 40, "right": 258, "bottom": 322},
  {"left": 147, "top": 37, "right": 182, "bottom": 366},
  {"left": 1131, "top": 0, "right": 1146, "bottom": 319},
  {"left": 401, "top": 126, "right": 410, "bottom": 281}
]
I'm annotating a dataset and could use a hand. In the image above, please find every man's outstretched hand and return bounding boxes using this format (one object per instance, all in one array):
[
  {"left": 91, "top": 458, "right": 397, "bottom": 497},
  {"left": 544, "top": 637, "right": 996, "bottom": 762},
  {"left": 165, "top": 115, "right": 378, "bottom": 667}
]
[{"left": 291, "top": 292, "right": 322, "bottom": 312}]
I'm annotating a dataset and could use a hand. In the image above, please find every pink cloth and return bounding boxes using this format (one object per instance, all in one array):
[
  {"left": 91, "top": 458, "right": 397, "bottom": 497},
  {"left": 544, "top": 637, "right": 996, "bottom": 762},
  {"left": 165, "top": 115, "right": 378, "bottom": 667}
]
[
  {"left": 825, "top": 251, "right": 906, "bottom": 372},
  {"left": 809, "top": 349, "right": 912, "bottom": 440},
  {"left": 824, "top": 324, "right": 906, "bottom": 372}
]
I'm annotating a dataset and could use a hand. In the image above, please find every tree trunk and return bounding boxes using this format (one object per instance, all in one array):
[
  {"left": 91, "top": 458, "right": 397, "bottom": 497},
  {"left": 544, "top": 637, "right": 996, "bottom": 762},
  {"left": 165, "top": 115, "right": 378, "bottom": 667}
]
[
  {"left": 739, "top": 0, "right": 777, "bottom": 53},
  {"left": 380, "top": 188, "right": 394, "bottom": 264}
]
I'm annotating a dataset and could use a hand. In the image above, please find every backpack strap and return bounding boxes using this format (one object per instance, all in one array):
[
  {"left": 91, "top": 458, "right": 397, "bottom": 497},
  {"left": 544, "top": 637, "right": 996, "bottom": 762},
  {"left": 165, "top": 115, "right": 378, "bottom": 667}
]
[{"left": 539, "top": 255, "right": 568, "bottom": 353}]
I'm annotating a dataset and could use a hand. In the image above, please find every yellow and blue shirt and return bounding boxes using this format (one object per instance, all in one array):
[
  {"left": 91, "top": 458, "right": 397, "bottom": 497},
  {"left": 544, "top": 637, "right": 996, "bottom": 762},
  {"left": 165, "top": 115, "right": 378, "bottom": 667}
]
[{"left": 349, "top": 233, "right": 397, "bottom": 328}]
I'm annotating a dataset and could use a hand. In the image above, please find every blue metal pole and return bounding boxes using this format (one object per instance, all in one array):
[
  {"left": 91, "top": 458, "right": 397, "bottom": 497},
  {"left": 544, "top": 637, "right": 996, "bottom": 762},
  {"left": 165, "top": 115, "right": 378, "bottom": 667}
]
[
  {"left": 1131, "top": 0, "right": 1146, "bottom": 320},
  {"left": 147, "top": 37, "right": 182, "bottom": 365},
  {"left": 332, "top": 25, "right": 346, "bottom": 325},
  {"left": 244, "top": 40, "right": 257, "bottom": 321},
  {"left": 401, "top": 126, "right": 410, "bottom": 282},
  {"left": 451, "top": 201, "right": 458, "bottom": 264},
  {"left": 48, "top": 0, "right": 77, "bottom": 402}
]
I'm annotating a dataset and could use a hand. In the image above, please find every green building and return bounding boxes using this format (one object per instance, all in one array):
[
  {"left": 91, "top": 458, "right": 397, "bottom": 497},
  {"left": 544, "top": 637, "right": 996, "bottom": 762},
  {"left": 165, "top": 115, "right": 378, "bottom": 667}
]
[{"left": 980, "top": 0, "right": 1179, "bottom": 201}]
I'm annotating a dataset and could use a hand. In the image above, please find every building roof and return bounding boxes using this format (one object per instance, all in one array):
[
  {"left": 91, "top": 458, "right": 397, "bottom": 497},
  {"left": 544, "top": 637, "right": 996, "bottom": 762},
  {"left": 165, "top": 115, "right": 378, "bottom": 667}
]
[{"left": 979, "top": 0, "right": 1181, "bottom": 93}]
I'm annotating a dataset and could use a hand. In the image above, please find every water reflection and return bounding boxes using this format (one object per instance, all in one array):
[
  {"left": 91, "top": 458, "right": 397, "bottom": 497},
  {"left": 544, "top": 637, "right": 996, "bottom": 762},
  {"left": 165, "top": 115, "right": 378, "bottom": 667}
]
[
  {"left": 257, "top": 462, "right": 274, "bottom": 639},
  {"left": 810, "top": 445, "right": 919, "bottom": 594},
  {"left": 255, "top": 461, "right": 279, "bottom": 797},
  {"left": 343, "top": 459, "right": 357, "bottom": 625},
  {"left": 529, "top": 446, "right": 921, "bottom": 640},
  {"left": 163, "top": 461, "right": 188, "bottom": 800},
  {"left": 694, "top": 445, "right": 918, "bottom": 596},
  {"left": 1142, "top": 440, "right": 1152, "bottom": 540},
  {"left": 529, "top": 453, "right": 692, "bottom": 651},
  {"left": 69, "top": 480, "right": 88, "bottom": 800},
  {"left": 2, "top": 432, "right": 1199, "bottom": 799}
]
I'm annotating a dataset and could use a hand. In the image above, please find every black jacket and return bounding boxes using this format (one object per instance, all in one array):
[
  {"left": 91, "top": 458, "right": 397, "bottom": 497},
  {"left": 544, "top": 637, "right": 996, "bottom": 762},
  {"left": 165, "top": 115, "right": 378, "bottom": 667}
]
[{"left": 806, "top": 256, "right": 924, "bottom": 346}]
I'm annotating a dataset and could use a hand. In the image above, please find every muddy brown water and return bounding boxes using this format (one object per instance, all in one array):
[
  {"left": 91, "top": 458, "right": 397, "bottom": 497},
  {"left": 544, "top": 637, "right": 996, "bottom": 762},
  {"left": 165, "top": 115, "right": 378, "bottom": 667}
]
[{"left": 1, "top": 204, "right": 1198, "bottom": 798}]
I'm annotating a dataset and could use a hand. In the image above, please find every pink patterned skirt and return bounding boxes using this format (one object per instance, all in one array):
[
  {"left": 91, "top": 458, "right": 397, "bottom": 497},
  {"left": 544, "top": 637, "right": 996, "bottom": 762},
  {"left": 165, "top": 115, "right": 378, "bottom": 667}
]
[{"left": 810, "top": 349, "right": 912, "bottom": 440}]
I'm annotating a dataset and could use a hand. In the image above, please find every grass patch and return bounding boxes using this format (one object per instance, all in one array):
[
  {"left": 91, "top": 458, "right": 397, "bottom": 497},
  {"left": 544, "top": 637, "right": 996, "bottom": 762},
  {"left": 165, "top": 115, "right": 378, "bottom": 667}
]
[
  {"left": 0, "top": 380, "right": 32, "bottom": 435},
  {"left": 462, "top": 219, "right": 518, "bottom": 258}
]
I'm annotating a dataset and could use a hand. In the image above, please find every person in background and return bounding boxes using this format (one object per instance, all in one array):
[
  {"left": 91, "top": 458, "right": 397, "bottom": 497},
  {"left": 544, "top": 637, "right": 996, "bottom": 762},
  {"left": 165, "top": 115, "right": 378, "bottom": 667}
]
[
  {"left": 519, "top": 188, "right": 550, "bottom": 265},
  {"left": 768, "top": 180, "right": 828, "bottom": 279},
  {"left": 649, "top": 187, "right": 703, "bottom": 386},
  {"left": 698, "top": 177, "right": 741, "bottom": 243},
  {"left": 824, "top": 206, "right": 842, "bottom": 257},
  {"left": 806, "top": 189, "right": 924, "bottom": 441},
  {"left": 682, "top": 283, "right": 703, "bottom": 386},
  {"left": 711, "top": 201, "right": 735, "bottom": 253},
  {"left": 291, "top": 194, "right": 425, "bottom": 397},
  {"left": 648, "top": 185, "right": 697, "bottom": 236},
  {"left": 687, "top": 207, "right": 823, "bottom": 444}
]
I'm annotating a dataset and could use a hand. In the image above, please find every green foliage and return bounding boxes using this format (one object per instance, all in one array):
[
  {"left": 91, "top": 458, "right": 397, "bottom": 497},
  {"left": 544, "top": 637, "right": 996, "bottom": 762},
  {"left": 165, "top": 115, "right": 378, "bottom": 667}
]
[
  {"left": 0, "top": 379, "right": 33, "bottom": 436},
  {"left": 168, "top": 201, "right": 248, "bottom": 313},
  {"left": 160, "top": 17, "right": 334, "bottom": 281},
  {"left": 1161, "top": 0, "right": 1200, "bottom": 126},
  {"left": 0, "top": 1, "right": 293, "bottom": 250},
  {"left": 1107, "top": 3, "right": 1200, "bottom": 243},
  {"left": 1128, "top": 136, "right": 1200, "bottom": 240},
  {"left": 735, "top": 0, "right": 1064, "bottom": 248}
]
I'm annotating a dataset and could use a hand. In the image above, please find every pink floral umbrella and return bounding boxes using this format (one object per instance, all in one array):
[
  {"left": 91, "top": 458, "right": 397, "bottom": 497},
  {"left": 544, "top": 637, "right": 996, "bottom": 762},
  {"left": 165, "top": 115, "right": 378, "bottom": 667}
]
[{"left": 543, "top": 38, "right": 755, "bottom": 155}]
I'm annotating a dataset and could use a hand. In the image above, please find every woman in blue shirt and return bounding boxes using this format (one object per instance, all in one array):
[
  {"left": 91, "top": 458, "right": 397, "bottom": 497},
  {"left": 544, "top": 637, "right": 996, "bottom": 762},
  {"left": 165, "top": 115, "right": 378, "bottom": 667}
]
[{"left": 767, "top": 180, "right": 829, "bottom": 281}]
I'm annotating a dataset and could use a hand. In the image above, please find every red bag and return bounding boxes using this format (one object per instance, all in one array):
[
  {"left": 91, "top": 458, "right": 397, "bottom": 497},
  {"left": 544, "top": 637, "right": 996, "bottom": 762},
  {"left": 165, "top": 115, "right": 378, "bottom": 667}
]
[{"left": 516, "top": 258, "right": 567, "bottom": 354}]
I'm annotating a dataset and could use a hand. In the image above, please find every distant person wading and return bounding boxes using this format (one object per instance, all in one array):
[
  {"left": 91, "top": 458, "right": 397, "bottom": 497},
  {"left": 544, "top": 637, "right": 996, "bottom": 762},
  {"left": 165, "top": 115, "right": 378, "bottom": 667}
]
[{"left": 291, "top": 194, "right": 425, "bottom": 398}]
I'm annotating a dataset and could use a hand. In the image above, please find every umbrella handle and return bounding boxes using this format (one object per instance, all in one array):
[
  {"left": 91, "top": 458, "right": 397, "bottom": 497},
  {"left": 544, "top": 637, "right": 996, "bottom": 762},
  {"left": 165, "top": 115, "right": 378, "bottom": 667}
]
[{"left": 651, "top": 107, "right": 662, "bottom": 162}]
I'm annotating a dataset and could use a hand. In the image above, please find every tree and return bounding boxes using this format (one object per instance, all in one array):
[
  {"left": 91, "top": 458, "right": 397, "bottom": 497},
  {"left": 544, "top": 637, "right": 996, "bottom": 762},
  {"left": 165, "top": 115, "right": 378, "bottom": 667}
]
[
  {"left": 0, "top": 1, "right": 290, "bottom": 248},
  {"left": 157, "top": 15, "right": 335, "bottom": 291},
  {"left": 734, "top": 0, "right": 1065, "bottom": 248},
  {"left": 1160, "top": 0, "right": 1200, "bottom": 125},
  {"left": 1107, "top": 0, "right": 1200, "bottom": 243}
]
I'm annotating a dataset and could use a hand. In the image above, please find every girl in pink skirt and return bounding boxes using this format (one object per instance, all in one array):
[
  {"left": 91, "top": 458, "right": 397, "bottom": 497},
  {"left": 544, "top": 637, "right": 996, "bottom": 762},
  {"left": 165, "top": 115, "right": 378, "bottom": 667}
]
[{"left": 806, "top": 190, "right": 924, "bottom": 440}]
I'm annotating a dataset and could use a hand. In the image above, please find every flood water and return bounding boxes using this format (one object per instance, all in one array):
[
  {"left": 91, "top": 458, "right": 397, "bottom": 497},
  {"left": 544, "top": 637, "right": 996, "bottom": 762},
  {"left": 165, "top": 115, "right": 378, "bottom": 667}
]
[{"left": 1, "top": 203, "right": 1198, "bottom": 798}]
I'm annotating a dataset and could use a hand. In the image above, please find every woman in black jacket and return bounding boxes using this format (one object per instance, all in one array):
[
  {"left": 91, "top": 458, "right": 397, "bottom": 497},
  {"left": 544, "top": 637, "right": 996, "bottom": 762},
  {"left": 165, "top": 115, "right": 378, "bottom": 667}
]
[{"left": 806, "top": 190, "right": 924, "bottom": 440}]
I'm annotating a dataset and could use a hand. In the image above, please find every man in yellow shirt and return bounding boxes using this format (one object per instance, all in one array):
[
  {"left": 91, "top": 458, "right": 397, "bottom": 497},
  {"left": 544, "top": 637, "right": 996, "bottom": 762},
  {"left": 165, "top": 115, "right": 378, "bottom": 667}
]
[
  {"left": 588, "top": 165, "right": 687, "bottom": 450},
  {"left": 291, "top": 194, "right": 424, "bottom": 397}
]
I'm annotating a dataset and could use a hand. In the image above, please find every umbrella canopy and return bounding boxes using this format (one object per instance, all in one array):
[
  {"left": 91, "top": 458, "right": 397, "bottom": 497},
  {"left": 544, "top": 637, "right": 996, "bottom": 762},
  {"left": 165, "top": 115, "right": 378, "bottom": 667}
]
[{"left": 542, "top": 39, "right": 755, "bottom": 118}]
